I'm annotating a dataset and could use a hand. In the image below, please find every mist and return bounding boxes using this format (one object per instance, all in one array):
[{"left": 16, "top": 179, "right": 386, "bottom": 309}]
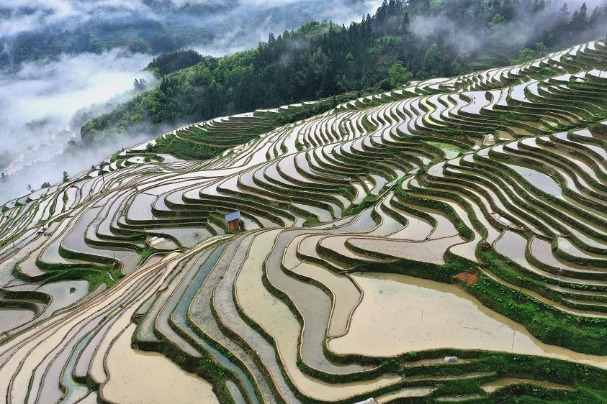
[
  {"left": 0, "top": 0, "right": 382, "bottom": 205},
  {"left": 0, "top": 50, "right": 154, "bottom": 203},
  {"left": 409, "top": 0, "right": 607, "bottom": 56}
]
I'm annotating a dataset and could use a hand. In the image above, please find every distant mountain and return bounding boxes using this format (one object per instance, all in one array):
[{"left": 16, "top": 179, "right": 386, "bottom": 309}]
[{"left": 0, "top": 0, "right": 375, "bottom": 69}]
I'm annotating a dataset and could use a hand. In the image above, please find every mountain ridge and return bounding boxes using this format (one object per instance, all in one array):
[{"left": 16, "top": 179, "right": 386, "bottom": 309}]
[{"left": 79, "top": 0, "right": 607, "bottom": 147}]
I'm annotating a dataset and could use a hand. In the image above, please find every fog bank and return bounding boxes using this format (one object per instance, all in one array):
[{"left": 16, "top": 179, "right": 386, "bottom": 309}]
[{"left": 0, "top": 0, "right": 382, "bottom": 204}]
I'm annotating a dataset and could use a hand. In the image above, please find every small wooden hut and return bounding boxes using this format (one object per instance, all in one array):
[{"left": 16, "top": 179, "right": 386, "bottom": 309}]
[{"left": 225, "top": 211, "right": 243, "bottom": 231}]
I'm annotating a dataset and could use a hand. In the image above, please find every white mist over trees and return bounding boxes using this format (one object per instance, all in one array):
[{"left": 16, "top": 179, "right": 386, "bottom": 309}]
[
  {"left": 0, "top": 0, "right": 382, "bottom": 204},
  {"left": 80, "top": 0, "right": 607, "bottom": 149}
]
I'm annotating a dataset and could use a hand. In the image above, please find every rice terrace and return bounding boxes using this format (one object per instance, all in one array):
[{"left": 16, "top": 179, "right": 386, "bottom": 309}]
[{"left": 4, "top": 37, "right": 607, "bottom": 403}]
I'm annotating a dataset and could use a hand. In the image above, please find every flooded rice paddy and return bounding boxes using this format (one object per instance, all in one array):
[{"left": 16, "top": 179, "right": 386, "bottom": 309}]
[{"left": 331, "top": 273, "right": 607, "bottom": 369}]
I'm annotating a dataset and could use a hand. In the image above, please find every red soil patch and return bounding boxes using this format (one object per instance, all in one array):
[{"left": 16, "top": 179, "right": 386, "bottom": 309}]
[{"left": 455, "top": 272, "right": 478, "bottom": 285}]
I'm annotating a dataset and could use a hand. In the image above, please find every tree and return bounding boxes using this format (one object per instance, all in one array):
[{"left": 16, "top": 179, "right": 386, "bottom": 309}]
[
  {"left": 511, "top": 42, "right": 547, "bottom": 64},
  {"left": 388, "top": 60, "right": 412, "bottom": 87},
  {"left": 346, "top": 52, "right": 354, "bottom": 65},
  {"left": 62, "top": 171, "right": 69, "bottom": 183},
  {"left": 558, "top": 3, "right": 570, "bottom": 22},
  {"left": 570, "top": 3, "right": 589, "bottom": 30},
  {"left": 423, "top": 43, "right": 442, "bottom": 77},
  {"left": 134, "top": 78, "right": 147, "bottom": 92},
  {"left": 488, "top": 14, "right": 508, "bottom": 41}
]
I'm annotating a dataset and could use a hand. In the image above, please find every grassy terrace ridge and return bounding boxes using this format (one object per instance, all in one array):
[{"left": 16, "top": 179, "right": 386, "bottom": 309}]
[{"left": 3, "top": 38, "right": 607, "bottom": 402}]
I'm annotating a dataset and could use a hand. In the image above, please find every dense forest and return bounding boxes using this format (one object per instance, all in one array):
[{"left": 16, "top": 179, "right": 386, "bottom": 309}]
[{"left": 81, "top": 0, "right": 607, "bottom": 145}]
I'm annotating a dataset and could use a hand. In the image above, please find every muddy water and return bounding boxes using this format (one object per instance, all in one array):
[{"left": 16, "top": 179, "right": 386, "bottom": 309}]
[
  {"left": 347, "top": 236, "right": 463, "bottom": 265},
  {"left": 449, "top": 240, "right": 480, "bottom": 263},
  {"left": 557, "top": 237, "right": 607, "bottom": 260},
  {"left": 329, "top": 273, "right": 607, "bottom": 369},
  {"left": 149, "top": 227, "right": 212, "bottom": 248},
  {"left": 0, "top": 308, "right": 35, "bottom": 334},
  {"left": 125, "top": 193, "right": 157, "bottom": 222},
  {"left": 369, "top": 201, "right": 405, "bottom": 237},
  {"left": 376, "top": 387, "right": 435, "bottom": 402},
  {"left": 45, "top": 277, "right": 86, "bottom": 302},
  {"left": 351, "top": 182, "right": 367, "bottom": 205},
  {"left": 235, "top": 230, "right": 401, "bottom": 400},
  {"left": 320, "top": 236, "right": 379, "bottom": 263},
  {"left": 292, "top": 261, "right": 361, "bottom": 337},
  {"left": 102, "top": 324, "right": 218, "bottom": 404},
  {"left": 297, "top": 234, "right": 325, "bottom": 260},
  {"left": 388, "top": 210, "right": 434, "bottom": 240},
  {"left": 494, "top": 230, "right": 529, "bottom": 267},
  {"left": 1, "top": 253, "right": 177, "bottom": 403},
  {"left": 530, "top": 237, "right": 597, "bottom": 272}
]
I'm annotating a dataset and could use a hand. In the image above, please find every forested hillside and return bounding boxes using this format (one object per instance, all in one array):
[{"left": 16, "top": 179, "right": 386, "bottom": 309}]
[{"left": 81, "top": 0, "right": 607, "bottom": 145}]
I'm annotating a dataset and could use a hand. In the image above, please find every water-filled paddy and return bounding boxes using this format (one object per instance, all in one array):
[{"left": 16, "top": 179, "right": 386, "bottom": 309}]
[
  {"left": 504, "top": 162, "right": 563, "bottom": 197},
  {"left": 102, "top": 324, "right": 219, "bottom": 404},
  {"left": 330, "top": 273, "right": 607, "bottom": 369},
  {"left": 0, "top": 308, "right": 35, "bottom": 334}
]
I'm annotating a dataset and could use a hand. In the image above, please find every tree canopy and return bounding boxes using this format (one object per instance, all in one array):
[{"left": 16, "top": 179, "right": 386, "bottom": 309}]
[{"left": 81, "top": 0, "right": 607, "bottom": 145}]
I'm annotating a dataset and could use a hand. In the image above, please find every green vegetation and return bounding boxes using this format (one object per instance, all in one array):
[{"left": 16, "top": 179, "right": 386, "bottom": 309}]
[
  {"left": 342, "top": 194, "right": 380, "bottom": 217},
  {"left": 511, "top": 42, "right": 548, "bottom": 65},
  {"left": 150, "top": 93, "right": 358, "bottom": 160},
  {"left": 41, "top": 265, "right": 123, "bottom": 292},
  {"left": 147, "top": 50, "right": 205, "bottom": 76},
  {"left": 81, "top": 0, "right": 607, "bottom": 145},
  {"left": 425, "top": 141, "right": 465, "bottom": 156},
  {"left": 475, "top": 251, "right": 607, "bottom": 356},
  {"left": 5, "top": 8, "right": 607, "bottom": 402},
  {"left": 138, "top": 246, "right": 159, "bottom": 265},
  {"left": 360, "top": 116, "right": 378, "bottom": 133},
  {"left": 388, "top": 60, "right": 413, "bottom": 88},
  {"left": 1, "top": 15, "right": 179, "bottom": 68},
  {"left": 303, "top": 215, "right": 320, "bottom": 227}
]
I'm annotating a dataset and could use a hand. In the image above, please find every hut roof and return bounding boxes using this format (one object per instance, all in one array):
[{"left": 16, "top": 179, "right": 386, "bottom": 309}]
[{"left": 225, "top": 211, "right": 241, "bottom": 222}]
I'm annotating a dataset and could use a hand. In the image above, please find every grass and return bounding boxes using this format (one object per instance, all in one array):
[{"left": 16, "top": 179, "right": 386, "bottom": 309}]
[
  {"left": 361, "top": 115, "right": 378, "bottom": 133},
  {"left": 138, "top": 246, "right": 159, "bottom": 265},
  {"left": 4, "top": 38, "right": 607, "bottom": 404},
  {"left": 356, "top": 245, "right": 607, "bottom": 356},
  {"left": 425, "top": 141, "right": 465, "bottom": 156},
  {"left": 303, "top": 215, "right": 320, "bottom": 227},
  {"left": 342, "top": 194, "right": 379, "bottom": 217},
  {"left": 150, "top": 92, "right": 380, "bottom": 161},
  {"left": 41, "top": 265, "right": 124, "bottom": 291}
]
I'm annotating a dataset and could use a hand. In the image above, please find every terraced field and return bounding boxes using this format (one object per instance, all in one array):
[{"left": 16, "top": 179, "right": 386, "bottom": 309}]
[{"left": 2, "top": 40, "right": 607, "bottom": 402}]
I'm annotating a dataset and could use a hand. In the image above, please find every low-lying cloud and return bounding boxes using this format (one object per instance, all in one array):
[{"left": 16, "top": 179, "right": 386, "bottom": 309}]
[
  {"left": 0, "top": 49, "right": 153, "bottom": 203},
  {"left": 0, "top": 0, "right": 382, "bottom": 204},
  {"left": 408, "top": 0, "right": 607, "bottom": 58}
]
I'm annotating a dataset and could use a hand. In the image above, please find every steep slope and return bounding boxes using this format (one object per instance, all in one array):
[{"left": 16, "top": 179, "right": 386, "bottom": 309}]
[
  {"left": 2, "top": 39, "right": 607, "bottom": 402},
  {"left": 80, "top": 0, "right": 607, "bottom": 146}
]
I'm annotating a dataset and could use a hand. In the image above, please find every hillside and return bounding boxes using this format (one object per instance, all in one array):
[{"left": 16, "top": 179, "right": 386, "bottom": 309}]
[
  {"left": 80, "top": 0, "right": 607, "bottom": 146},
  {"left": 2, "top": 39, "right": 607, "bottom": 402},
  {"left": 0, "top": 0, "right": 374, "bottom": 69}
]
